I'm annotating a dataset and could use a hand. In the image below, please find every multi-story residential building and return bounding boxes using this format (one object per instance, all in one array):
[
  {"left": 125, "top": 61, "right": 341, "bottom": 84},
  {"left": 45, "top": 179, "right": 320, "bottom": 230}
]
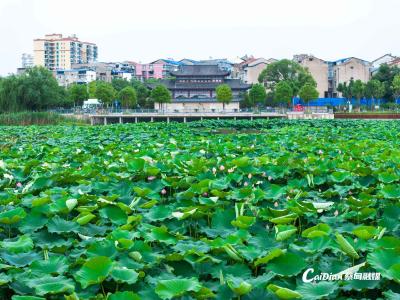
[
  {"left": 333, "top": 57, "right": 372, "bottom": 96},
  {"left": 34, "top": 34, "right": 98, "bottom": 70},
  {"left": 55, "top": 69, "right": 96, "bottom": 87},
  {"left": 294, "top": 54, "right": 329, "bottom": 98},
  {"left": 371, "top": 54, "right": 398, "bottom": 70},
  {"left": 235, "top": 57, "right": 277, "bottom": 84},
  {"left": 21, "top": 53, "right": 34, "bottom": 68},
  {"left": 134, "top": 59, "right": 182, "bottom": 81},
  {"left": 149, "top": 64, "right": 250, "bottom": 112}
]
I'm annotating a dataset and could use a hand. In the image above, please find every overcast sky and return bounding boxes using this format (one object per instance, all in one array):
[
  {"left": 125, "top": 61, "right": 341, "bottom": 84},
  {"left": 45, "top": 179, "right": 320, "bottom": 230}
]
[{"left": 0, "top": 0, "right": 399, "bottom": 75}]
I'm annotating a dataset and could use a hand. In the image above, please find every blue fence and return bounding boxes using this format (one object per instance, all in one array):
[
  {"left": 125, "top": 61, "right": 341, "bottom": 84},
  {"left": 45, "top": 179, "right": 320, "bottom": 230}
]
[{"left": 293, "top": 97, "right": 386, "bottom": 107}]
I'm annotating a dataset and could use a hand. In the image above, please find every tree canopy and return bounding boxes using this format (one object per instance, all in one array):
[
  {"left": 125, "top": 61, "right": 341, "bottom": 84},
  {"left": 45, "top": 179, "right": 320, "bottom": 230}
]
[
  {"left": 273, "top": 81, "right": 293, "bottom": 105},
  {"left": 351, "top": 80, "right": 365, "bottom": 103},
  {"left": 258, "top": 59, "right": 316, "bottom": 97},
  {"left": 150, "top": 85, "right": 171, "bottom": 110},
  {"left": 216, "top": 84, "right": 233, "bottom": 109},
  {"left": 372, "top": 64, "right": 400, "bottom": 101},
  {"left": 248, "top": 84, "right": 267, "bottom": 107},
  {"left": 118, "top": 86, "right": 137, "bottom": 108},
  {"left": 392, "top": 75, "right": 400, "bottom": 101},
  {"left": 112, "top": 78, "right": 130, "bottom": 92},
  {"left": 0, "top": 67, "right": 65, "bottom": 112},
  {"left": 95, "top": 81, "right": 116, "bottom": 106},
  {"left": 67, "top": 84, "right": 88, "bottom": 106},
  {"left": 299, "top": 83, "right": 319, "bottom": 105}
]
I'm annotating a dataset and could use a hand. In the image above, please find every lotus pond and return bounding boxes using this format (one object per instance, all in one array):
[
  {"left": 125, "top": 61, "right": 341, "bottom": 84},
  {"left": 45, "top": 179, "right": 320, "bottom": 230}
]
[{"left": 0, "top": 120, "right": 399, "bottom": 300}]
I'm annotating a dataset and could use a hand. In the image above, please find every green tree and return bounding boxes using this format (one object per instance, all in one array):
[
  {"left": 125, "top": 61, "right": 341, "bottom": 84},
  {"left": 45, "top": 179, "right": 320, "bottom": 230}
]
[
  {"left": 150, "top": 85, "right": 171, "bottom": 111},
  {"left": 67, "top": 84, "right": 88, "bottom": 106},
  {"left": 337, "top": 79, "right": 354, "bottom": 101},
  {"left": 88, "top": 81, "right": 97, "bottom": 98},
  {"left": 0, "top": 75, "right": 21, "bottom": 112},
  {"left": 216, "top": 84, "right": 233, "bottom": 110},
  {"left": 372, "top": 64, "right": 400, "bottom": 101},
  {"left": 95, "top": 82, "right": 116, "bottom": 107},
  {"left": 18, "top": 67, "right": 63, "bottom": 110},
  {"left": 258, "top": 59, "right": 316, "bottom": 97},
  {"left": 351, "top": 80, "right": 365, "bottom": 107},
  {"left": 273, "top": 81, "right": 293, "bottom": 106},
  {"left": 248, "top": 84, "right": 267, "bottom": 108},
  {"left": 365, "top": 79, "right": 385, "bottom": 109},
  {"left": 118, "top": 86, "right": 137, "bottom": 108},
  {"left": 112, "top": 78, "right": 130, "bottom": 92},
  {"left": 392, "top": 75, "right": 400, "bottom": 102},
  {"left": 299, "top": 83, "right": 319, "bottom": 107},
  {"left": 131, "top": 79, "right": 150, "bottom": 108}
]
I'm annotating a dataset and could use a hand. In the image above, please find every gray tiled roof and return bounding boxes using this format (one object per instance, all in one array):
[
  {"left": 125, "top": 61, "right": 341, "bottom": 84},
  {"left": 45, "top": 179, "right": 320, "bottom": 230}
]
[
  {"left": 170, "top": 65, "right": 230, "bottom": 76},
  {"left": 155, "top": 79, "right": 251, "bottom": 90}
]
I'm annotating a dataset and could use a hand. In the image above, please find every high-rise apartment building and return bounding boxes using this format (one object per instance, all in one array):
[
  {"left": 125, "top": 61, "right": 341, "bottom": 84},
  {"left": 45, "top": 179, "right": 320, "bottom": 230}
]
[
  {"left": 33, "top": 34, "right": 98, "bottom": 70},
  {"left": 21, "top": 53, "right": 34, "bottom": 68}
]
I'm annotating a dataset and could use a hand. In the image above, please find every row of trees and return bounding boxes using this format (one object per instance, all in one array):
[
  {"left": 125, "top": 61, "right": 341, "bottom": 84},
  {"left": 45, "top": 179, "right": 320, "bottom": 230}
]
[
  {"left": 68, "top": 77, "right": 152, "bottom": 108},
  {"left": 256, "top": 59, "right": 319, "bottom": 106},
  {"left": 0, "top": 67, "right": 68, "bottom": 112},
  {"left": 337, "top": 74, "right": 400, "bottom": 106}
]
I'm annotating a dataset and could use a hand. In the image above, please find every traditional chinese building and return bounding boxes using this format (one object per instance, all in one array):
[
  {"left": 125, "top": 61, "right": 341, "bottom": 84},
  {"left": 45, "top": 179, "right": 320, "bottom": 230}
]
[{"left": 151, "top": 65, "right": 251, "bottom": 112}]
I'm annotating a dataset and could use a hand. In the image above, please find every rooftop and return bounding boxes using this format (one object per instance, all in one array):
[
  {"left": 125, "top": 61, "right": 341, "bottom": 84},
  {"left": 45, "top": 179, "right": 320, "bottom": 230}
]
[{"left": 170, "top": 65, "right": 230, "bottom": 76}]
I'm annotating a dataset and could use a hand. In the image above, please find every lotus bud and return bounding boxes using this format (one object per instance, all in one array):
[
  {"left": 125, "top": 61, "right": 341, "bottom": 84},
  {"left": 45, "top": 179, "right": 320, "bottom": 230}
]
[
  {"left": 349, "top": 191, "right": 352, "bottom": 195},
  {"left": 161, "top": 189, "right": 167, "bottom": 195},
  {"left": 243, "top": 182, "right": 248, "bottom": 187},
  {"left": 219, "top": 165, "right": 225, "bottom": 171},
  {"left": 228, "top": 168, "right": 234, "bottom": 173},
  {"left": 262, "top": 172, "right": 266, "bottom": 177},
  {"left": 334, "top": 210, "right": 339, "bottom": 216},
  {"left": 212, "top": 167, "right": 217, "bottom": 174},
  {"left": 202, "top": 192, "right": 208, "bottom": 197},
  {"left": 16, "top": 182, "right": 22, "bottom": 188},
  {"left": 147, "top": 176, "right": 156, "bottom": 181},
  {"left": 268, "top": 176, "right": 272, "bottom": 181},
  {"left": 349, "top": 157, "right": 353, "bottom": 160},
  {"left": 354, "top": 238, "right": 358, "bottom": 244},
  {"left": 274, "top": 201, "right": 278, "bottom": 207},
  {"left": 318, "top": 150, "right": 323, "bottom": 155},
  {"left": 248, "top": 173, "right": 252, "bottom": 179}
]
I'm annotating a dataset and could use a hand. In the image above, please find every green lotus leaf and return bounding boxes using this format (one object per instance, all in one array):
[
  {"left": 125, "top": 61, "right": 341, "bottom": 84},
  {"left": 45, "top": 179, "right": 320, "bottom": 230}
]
[
  {"left": 269, "top": 213, "right": 298, "bottom": 224},
  {"left": 155, "top": 277, "right": 202, "bottom": 300},
  {"left": 1, "top": 235, "right": 33, "bottom": 253},
  {"left": 145, "top": 205, "right": 174, "bottom": 221},
  {"left": 75, "top": 213, "right": 96, "bottom": 225},
  {"left": 383, "top": 290, "right": 400, "bottom": 300},
  {"left": 264, "top": 184, "right": 286, "bottom": 200},
  {"left": 367, "top": 248, "right": 400, "bottom": 282},
  {"left": 110, "top": 267, "right": 139, "bottom": 284},
  {"left": 0, "top": 207, "right": 27, "bottom": 224},
  {"left": 231, "top": 216, "right": 256, "bottom": 229},
  {"left": 381, "top": 184, "right": 400, "bottom": 199},
  {"left": 330, "top": 171, "right": 352, "bottom": 183},
  {"left": 302, "top": 223, "right": 331, "bottom": 238},
  {"left": 267, "top": 284, "right": 302, "bottom": 299},
  {"left": 296, "top": 281, "right": 338, "bottom": 300},
  {"left": 74, "top": 256, "right": 113, "bottom": 288},
  {"left": 18, "top": 212, "right": 47, "bottom": 233},
  {"left": 0, "top": 251, "right": 41, "bottom": 267},
  {"left": 108, "top": 291, "right": 141, "bottom": 300},
  {"left": 275, "top": 225, "right": 297, "bottom": 241},
  {"left": 11, "top": 297, "right": 45, "bottom": 300},
  {"left": 227, "top": 276, "right": 252, "bottom": 296},
  {"left": 254, "top": 248, "right": 285, "bottom": 266},
  {"left": 30, "top": 255, "right": 69, "bottom": 275},
  {"left": 0, "top": 273, "right": 11, "bottom": 285},
  {"left": 352, "top": 225, "right": 379, "bottom": 240},
  {"left": 335, "top": 233, "right": 359, "bottom": 259},
  {"left": 47, "top": 216, "right": 80, "bottom": 233},
  {"left": 99, "top": 206, "right": 127, "bottom": 225},
  {"left": 378, "top": 172, "right": 399, "bottom": 183},
  {"left": 147, "top": 226, "right": 177, "bottom": 245},
  {"left": 266, "top": 252, "right": 307, "bottom": 276},
  {"left": 26, "top": 276, "right": 75, "bottom": 296},
  {"left": 127, "top": 158, "right": 145, "bottom": 172}
]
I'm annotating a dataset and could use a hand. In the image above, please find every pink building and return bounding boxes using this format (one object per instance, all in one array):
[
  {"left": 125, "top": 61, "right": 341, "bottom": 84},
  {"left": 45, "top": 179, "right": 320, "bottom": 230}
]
[{"left": 134, "top": 59, "right": 182, "bottom": 81}]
